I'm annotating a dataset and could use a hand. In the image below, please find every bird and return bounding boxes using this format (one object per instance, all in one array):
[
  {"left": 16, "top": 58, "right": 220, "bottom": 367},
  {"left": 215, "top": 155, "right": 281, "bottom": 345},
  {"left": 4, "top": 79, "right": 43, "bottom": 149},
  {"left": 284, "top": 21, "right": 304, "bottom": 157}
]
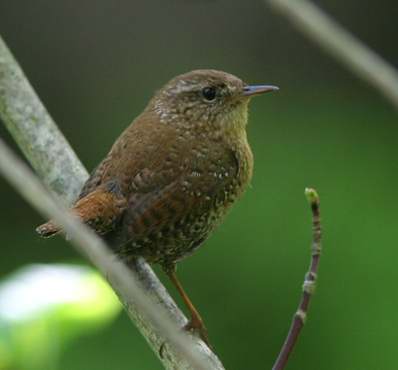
[{"left": 36, "top": 69, "right": 278, "bottom": 345}]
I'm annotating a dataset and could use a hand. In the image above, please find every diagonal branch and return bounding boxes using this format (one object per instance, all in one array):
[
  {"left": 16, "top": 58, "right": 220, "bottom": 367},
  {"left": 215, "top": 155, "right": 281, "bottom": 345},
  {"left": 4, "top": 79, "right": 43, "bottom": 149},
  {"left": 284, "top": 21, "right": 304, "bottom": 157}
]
[
  {"left": 0, "top": 38, "right": 87, "bottom": 204},
  {"left": 272, "top": 188, "right": 322, "bottom": 370},
  {"left": 0, "top": 35, "right": 225, "bottom": 370},
  {"left": 267, "top": 0, "right": 398, "bottom": 110},
  {"left": 0, "top": 137, "right": 223, "bottom": 370}
]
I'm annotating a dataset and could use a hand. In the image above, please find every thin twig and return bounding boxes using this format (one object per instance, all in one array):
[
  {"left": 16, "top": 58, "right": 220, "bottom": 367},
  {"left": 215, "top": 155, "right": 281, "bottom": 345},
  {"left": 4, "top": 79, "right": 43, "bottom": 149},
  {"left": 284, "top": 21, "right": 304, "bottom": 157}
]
[
  {"left": 0, "top": 35, "right": 225, "bottom": 370},
  {"left": 267, "top": 0, "right": 398, "bottom": 110},
  {"left": 272, "top": 188, "right": 322, "bottom": 370}
]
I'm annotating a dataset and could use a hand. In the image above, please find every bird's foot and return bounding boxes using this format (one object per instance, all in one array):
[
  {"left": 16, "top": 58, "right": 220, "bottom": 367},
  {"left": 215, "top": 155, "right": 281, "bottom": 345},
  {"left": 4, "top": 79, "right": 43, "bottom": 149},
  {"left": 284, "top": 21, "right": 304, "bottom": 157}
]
[
  {"left": 158, "top": 318, "right": 212, "bottom": 359},
  {"left": 159, "top": 319, "right": 213, "bottom": 358},
  {"left": 184, "top": 317, "right": 212, "bottom": 348}
]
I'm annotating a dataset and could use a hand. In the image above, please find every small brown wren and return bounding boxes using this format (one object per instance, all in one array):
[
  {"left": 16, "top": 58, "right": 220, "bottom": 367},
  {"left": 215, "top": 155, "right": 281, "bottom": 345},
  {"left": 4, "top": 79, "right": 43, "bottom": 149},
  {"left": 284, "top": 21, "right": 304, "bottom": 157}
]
[{"left": 37, "top": 69, "right": 278, "bottom": 345}]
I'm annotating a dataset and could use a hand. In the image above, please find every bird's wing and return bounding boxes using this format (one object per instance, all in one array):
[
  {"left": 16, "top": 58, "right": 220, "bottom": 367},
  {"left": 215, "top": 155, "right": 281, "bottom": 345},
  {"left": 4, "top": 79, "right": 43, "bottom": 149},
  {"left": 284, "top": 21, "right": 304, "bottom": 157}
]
[
  {"left": 78, "top": 161, "right": 110, "bottom": 199},
  {"left": 118, "top": 145, "right": 240, "bottom": 244}
]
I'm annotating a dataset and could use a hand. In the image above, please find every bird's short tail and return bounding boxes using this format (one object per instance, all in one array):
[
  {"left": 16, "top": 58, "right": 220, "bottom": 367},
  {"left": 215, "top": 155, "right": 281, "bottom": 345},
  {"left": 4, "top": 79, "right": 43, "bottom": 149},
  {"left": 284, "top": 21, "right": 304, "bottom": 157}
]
[
  {"left": 36, "top": 221, "right": 61, "bottom": 238},
  {"left": 35, "top": 181, "right": 127, "bottom": 239}
]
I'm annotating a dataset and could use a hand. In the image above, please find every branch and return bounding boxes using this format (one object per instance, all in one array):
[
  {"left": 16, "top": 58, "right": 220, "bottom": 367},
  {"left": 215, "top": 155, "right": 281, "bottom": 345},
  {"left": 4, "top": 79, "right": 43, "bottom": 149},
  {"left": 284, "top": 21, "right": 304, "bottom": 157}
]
[
  {"left": 0, "top": 35, "right": 225, "bottom": 370},
  {"left": 0, "top": 38, "right": 87, "bottom": 204},
  {"left": 272, "top": 188, "right": 322, "bottom": 370},
  {"left": 267, "top": 0, "right": 398, "bottom": 110}
]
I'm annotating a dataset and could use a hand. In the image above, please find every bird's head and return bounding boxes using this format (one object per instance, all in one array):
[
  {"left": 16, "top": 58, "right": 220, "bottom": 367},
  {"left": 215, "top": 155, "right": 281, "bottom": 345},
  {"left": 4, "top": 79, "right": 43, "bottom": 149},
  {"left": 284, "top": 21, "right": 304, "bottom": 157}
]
[{"left": 150, "top": 69, "right": 278, "bottom": 136}]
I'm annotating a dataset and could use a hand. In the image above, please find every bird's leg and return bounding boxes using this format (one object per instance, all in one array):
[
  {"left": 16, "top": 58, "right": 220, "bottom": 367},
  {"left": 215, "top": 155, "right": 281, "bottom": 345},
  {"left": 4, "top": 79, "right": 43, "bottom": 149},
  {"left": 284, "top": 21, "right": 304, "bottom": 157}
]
[{"left": 165, "top": 264, "right": 210, "bottom": 347}]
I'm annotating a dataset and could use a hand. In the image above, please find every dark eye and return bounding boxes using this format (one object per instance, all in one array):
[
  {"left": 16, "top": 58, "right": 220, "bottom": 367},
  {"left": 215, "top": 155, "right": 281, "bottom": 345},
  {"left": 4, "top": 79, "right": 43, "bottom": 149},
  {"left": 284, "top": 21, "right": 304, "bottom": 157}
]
[{"left": 202, "top": 86, "right": 217, "bottom": 101}]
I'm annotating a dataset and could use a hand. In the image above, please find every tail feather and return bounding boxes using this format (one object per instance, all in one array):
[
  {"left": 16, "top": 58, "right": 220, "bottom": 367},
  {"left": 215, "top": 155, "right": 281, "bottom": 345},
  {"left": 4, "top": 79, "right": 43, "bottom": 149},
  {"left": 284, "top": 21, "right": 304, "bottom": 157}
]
[
  {"left": 35, "top": 180, "right": 127, "bottom": 239},
  {"left": 36, "top": 221, "right": 61, "bottom": 238}
]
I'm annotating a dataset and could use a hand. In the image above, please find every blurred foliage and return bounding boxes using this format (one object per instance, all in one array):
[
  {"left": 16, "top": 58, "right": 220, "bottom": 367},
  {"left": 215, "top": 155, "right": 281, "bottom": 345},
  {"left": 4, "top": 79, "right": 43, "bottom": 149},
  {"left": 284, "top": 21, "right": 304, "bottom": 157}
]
[
  {"left": 0, "top": 0, "right": 397, "bottom": 369},
  {"left": 0, "top": 265, "right": 121, "bottom": 370}
]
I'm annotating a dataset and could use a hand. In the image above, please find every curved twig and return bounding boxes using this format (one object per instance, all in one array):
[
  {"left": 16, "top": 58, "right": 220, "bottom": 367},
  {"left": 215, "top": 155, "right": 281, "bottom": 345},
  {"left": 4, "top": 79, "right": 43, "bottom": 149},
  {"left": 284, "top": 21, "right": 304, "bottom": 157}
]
[
  {"left": 272, "top": 188, "right": 322, "bottom": 370},
  {"left": 267, "top": 0, "right": 398, "bottom": 110}
]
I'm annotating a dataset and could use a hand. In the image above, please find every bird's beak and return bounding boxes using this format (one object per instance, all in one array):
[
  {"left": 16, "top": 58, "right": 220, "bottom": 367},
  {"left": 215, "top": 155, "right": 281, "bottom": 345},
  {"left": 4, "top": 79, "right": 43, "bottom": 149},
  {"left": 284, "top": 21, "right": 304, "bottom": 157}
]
[{"left": 242, "top": 84, "right": 279, "bottom": 97}]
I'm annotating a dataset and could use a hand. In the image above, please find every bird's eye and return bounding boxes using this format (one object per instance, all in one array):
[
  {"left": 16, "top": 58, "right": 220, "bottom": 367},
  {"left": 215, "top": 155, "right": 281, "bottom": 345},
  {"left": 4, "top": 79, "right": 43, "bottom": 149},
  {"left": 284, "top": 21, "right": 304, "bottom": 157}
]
[{"left": 202, "top": 86, "right": 217, "bottom": 101}]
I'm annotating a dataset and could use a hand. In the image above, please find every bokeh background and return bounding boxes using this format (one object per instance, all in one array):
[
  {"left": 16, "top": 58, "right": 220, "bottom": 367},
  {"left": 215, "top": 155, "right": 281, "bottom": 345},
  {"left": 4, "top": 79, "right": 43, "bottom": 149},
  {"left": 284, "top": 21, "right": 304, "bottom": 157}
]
[{"left": 0, "top": 1, "right": 397, "bottom": 369}]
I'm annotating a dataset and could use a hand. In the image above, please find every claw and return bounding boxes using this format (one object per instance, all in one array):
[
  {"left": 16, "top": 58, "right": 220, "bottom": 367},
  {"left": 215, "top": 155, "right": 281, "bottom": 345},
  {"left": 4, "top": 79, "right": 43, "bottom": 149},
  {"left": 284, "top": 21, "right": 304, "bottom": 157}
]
[
  {"left": 158, "top": 319, "right": 211, "bottom": 359},
  {"left": 184, "top": 318, "right": 211, "bottom": 348}
]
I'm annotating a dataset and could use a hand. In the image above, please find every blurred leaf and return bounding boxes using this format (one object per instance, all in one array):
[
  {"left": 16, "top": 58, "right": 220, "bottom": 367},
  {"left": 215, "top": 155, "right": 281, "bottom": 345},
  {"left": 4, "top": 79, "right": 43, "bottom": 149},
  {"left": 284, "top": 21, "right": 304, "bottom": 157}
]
[{"left": 0, "top": 264, "right": 121, "bottom": 370}]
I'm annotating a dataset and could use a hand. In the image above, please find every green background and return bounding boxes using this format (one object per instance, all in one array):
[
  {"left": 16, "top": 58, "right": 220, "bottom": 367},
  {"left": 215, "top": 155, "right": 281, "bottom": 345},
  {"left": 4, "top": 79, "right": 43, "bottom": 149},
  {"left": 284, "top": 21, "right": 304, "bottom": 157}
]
[{"left": 0, "top": 1, "right": 397, "bottom": 369}]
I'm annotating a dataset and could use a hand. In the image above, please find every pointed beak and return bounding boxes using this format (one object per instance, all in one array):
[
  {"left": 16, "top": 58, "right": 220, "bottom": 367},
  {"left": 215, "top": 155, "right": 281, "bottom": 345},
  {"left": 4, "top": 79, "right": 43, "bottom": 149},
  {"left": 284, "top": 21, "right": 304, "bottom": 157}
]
[{"left": 242, "top": 84, "right": 279, "bottom": 97}]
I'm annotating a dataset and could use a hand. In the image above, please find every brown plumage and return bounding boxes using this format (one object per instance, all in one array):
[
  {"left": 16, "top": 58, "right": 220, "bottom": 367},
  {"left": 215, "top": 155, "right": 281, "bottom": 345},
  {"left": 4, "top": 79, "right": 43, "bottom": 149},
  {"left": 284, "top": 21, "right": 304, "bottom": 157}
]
[{"left": 36, "top": 69, "right": 278, "bottom": 344}]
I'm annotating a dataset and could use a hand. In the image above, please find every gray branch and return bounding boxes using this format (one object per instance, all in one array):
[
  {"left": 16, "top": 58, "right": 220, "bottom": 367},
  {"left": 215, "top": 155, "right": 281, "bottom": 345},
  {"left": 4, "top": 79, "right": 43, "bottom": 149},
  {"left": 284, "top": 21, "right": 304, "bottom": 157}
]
[
  {"left": 267, "top": 0, "right": 398, "bottom": 110},
  {"left": 0, "top": 35, "right": 225, "bottom": 370},
  {"left": 0, "top": 37, "right": 86, "bottom": 204}
]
